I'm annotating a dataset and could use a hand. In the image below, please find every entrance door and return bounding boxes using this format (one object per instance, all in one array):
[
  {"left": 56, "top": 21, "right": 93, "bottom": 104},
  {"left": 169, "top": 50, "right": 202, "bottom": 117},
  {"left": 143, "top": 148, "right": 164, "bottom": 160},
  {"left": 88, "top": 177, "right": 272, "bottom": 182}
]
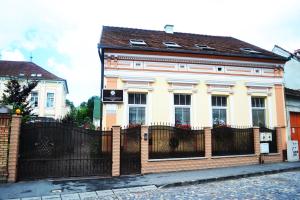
[
  {"left": 120, "top": 126, "right": 141, "bottom": 175},
  {"left": 290, "top": 112, "right": 300, "bottom": 158}
]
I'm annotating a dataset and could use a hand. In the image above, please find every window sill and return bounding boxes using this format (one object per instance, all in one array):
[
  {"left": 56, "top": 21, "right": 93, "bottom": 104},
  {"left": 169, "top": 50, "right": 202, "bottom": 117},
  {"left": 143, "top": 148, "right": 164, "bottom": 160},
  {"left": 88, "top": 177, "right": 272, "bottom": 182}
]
[
  {"left": 148, "top": 157, "right": 207, "bottom": 162},
  {"left": 212, "top": 154, "right": 256, "bottom": 159},
  {"left": 263, "top": 153, "right": 280, "bottom": 156}
]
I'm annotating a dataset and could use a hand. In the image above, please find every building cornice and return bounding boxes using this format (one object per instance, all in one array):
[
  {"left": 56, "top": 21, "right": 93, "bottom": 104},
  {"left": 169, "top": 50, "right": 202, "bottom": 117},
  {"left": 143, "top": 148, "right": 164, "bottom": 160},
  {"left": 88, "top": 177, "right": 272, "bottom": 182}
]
[{"left": 105, "top": 53, "right": 284, "bottom": 69}]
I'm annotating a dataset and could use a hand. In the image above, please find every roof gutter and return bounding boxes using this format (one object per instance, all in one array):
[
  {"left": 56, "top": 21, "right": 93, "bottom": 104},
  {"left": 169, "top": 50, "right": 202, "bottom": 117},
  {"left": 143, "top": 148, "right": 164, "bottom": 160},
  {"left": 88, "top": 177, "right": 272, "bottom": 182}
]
[{"left": 97, "top": 43, "right": 105, "bottom": 131}]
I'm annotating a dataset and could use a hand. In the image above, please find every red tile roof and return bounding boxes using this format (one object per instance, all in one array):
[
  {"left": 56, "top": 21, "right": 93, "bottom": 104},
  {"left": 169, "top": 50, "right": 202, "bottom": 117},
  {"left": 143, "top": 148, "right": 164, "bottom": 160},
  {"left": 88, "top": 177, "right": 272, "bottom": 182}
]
[
  {"left": 0, "top": 60, "right": 64, "bottom": 81},
  {"left": 99, "top": 26, "right": 286, "bottom": 62}
]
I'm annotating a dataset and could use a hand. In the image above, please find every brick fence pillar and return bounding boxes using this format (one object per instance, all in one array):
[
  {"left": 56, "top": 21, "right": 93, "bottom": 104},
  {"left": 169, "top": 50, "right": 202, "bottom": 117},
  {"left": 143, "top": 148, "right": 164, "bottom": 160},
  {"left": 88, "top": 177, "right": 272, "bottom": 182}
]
[
  {"left": 141, "top": 125, "right": 148, "bottom": 174},
  {"left": 275, "top": 127, "right": 283, "bottom": 160},
  {"left": 204, "top": 127, "right": 212, "bottom": 158},
  {"left": 7, "top": 115, "right": 21, "bottom": 183},
  {"left": 0, "top": 115, "right": 11, "bottom": 183},
  {"left": 253, "top": 127, "right": 260, "bottom": 156},
  {"left": 112, "top": 125, "right": 121, "bottom": 177}
]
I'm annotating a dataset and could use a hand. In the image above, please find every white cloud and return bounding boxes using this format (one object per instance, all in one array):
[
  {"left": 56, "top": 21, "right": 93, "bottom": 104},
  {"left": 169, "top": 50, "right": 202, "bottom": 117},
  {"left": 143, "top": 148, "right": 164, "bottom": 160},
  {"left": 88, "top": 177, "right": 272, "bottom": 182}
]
[
  {"left": 0, "top": 49, "right": 26, "bottom": 61},
  {"left": 1, "top": 0, "right": 300, "bottom": 105}
]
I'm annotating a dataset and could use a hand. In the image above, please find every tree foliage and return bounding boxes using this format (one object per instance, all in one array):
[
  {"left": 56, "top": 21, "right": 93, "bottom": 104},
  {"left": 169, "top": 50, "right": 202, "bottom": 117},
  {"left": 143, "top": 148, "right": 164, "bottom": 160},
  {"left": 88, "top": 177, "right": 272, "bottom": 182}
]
[
  {"left": 62, "top": 96, "right": 99, "bottom": 129},
  {"left": 0, "top": 78, "right": 38, "bottom": 119}
]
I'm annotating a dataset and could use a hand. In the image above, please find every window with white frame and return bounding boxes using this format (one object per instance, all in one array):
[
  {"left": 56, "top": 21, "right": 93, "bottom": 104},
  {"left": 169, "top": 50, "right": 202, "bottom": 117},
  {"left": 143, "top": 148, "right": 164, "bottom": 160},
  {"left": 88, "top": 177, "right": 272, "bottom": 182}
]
[
  {"left": 212, "top": 96, "right": 227, "bottom": 125},
  {"left": 251, "top": 97, "right": 266, "bottom": 127},
  {"left": 128, "top": 93, "right": 146, "bottom": 125},
  {"left": 174, "top": 94, "right": 191, "bottom": 125},
  {"left": 46, "top": 92, "right": 55, "bottom": 108},
  {"left": 30, "top": 92, "right": 38, "bottom": 107}
]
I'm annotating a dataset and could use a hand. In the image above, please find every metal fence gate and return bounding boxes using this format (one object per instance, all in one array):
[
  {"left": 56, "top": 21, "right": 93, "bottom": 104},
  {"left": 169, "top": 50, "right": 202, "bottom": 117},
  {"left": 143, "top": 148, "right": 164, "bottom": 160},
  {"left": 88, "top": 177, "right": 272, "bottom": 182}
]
[
  {"left": 18, "top": 122, "right": 112, "bottom": 180},
  {"left": 120, "top": 126, "right": 141, "bottom": 175}
]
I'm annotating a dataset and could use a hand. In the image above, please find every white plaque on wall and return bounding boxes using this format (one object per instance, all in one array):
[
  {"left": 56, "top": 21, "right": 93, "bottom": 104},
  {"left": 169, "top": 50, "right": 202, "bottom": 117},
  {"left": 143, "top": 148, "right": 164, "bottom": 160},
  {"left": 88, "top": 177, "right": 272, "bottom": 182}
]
[{"left": 260, "top": 143, "right": 269, "bottom": 154}]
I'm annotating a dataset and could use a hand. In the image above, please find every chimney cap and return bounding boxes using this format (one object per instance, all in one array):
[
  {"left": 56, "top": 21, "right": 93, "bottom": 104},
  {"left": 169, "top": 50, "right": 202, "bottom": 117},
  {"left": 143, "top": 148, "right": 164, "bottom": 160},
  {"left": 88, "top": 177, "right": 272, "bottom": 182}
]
[{"left": 164, "top": 24, "right": 174, "bottom": 34}]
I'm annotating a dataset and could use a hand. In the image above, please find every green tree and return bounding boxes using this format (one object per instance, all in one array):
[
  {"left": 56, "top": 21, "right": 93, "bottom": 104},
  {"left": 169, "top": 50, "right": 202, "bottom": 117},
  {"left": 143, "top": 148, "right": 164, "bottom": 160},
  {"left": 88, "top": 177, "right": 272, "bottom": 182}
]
[
  {"left": 62, "top": 96, "right": 98, "bottom": 130},
  {"left": 1, "top": 78, "right": 38, "bottom": 120}
]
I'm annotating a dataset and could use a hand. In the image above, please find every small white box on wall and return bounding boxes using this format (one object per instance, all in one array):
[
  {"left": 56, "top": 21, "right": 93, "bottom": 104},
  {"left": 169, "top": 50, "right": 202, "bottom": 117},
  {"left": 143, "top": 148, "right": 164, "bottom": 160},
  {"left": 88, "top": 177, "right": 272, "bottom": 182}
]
[{"left": 287, "top": 140, "right": 299, "bottom": 162}]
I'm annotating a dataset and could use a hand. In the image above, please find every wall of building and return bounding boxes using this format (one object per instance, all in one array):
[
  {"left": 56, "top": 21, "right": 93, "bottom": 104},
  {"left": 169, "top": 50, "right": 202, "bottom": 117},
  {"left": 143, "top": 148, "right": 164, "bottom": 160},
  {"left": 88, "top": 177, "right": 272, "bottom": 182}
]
[
  {"left": 102, "top": 52, "right": 287, "bottom": 147},
  {"left": 0, "top": 79, "right": 68, "bottom": 119}
]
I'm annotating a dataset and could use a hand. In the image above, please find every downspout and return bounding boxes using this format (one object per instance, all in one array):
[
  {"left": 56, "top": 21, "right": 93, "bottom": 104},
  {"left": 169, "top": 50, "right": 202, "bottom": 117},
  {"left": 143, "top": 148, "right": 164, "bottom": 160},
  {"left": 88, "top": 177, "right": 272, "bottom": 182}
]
[{"left": 97, "top": 44, "right": 105, "bottom": 131}]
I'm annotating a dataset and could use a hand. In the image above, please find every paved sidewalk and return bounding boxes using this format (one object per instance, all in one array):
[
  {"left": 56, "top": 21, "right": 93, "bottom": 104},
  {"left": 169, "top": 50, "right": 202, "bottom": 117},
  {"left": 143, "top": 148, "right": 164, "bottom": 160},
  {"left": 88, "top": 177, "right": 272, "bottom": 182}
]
[{"left": 1, "top": 162, "right": 300, "bottom": 199}]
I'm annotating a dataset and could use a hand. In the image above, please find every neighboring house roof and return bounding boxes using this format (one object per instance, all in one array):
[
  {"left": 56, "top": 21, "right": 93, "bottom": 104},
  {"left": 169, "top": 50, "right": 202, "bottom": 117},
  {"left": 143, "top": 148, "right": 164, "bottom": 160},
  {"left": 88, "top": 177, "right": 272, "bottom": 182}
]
[
  {"left": 93, "top": 97, "right": 101, "bottom": 120},
  {"left": 0, "top": 60, "right": 68, "bottom": 93},
  {"left": 285, "top": 87, "right": 300, "bottom": 98},
  {"left": 273, "top": 45, "right": 300, "bottom": 62},
  {"left": 99, "top": 26, "right": 287, "bottom": 62}
]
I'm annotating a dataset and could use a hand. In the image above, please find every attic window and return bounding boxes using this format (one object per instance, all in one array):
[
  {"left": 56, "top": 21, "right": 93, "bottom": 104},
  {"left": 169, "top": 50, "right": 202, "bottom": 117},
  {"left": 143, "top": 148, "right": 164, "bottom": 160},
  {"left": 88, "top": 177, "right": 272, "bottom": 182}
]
[
  {"left": 195, "top": 44, "right": 216, "bottom": 51},
  {"left": 19, "top": 73, "right": 25, "bottom": 77},
  {"left": 240, "top": 48, "right": 261, "bottom": 54},
  {"left": 129, "top": 39, "right": 147, "bottom": 46},
  {"left": 31, "top": 73, "right": 37, "bottom": 77},
  {"left": 163, "top": 42, "right": 181, "bottom": 48},
  {"left": 37, "top": 74, "right": 42, "bottom": 77}
]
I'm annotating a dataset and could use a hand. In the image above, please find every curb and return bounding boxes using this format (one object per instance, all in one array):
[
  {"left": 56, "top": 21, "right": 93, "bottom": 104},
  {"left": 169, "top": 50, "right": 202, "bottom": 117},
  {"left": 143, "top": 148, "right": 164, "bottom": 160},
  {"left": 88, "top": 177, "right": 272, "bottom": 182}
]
[{"left": 159, "top": 166, "right": 300, "bottom": 188}]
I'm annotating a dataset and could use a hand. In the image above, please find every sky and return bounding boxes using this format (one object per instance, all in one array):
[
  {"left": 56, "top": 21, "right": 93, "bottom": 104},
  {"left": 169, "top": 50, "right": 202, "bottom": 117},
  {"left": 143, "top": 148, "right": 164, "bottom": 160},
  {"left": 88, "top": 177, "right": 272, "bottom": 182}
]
[{"left": 0, "top": 0, "right": 300, "bottom": 106}]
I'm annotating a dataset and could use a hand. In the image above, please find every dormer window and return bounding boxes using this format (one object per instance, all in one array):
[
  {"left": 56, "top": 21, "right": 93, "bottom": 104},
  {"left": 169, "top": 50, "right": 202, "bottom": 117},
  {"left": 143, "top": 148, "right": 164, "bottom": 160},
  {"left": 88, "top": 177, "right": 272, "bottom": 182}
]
[
  {"left": 195, "top": 44, "right": 216, "bottom": 51},
  {"left": 163, "top": 42, "right": 181, "bottom": 48},
  {"left": 129, "top": 39, "right": 147, "bottom": 46},
  {"left": 240, "top": 48, "right": 261, "bottom": 54}
]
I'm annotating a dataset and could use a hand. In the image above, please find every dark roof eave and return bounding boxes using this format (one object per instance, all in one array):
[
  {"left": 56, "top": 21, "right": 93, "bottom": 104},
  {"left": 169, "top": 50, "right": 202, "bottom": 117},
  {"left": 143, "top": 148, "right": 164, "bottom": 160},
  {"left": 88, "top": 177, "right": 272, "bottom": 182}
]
[{"left": 99, "top": 45, "right": 287, "bottom": 63}]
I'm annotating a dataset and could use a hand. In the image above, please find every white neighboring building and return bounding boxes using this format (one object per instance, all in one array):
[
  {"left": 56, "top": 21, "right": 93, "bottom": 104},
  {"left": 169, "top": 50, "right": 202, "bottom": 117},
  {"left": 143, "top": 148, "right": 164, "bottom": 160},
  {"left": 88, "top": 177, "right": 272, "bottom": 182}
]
[
  {"left": 0, "top": 60, "right": 69, "bottom": 119},
  {"left": 273, "top": 45, "right": 300, "bottom": 161}
]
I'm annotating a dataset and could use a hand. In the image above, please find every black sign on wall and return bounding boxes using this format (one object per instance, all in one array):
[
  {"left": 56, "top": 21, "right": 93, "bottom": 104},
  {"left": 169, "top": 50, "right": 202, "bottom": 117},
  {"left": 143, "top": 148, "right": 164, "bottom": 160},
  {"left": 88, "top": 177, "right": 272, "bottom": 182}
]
[{"left": 102, "top": 89, "right": 123, "bottom": 103}]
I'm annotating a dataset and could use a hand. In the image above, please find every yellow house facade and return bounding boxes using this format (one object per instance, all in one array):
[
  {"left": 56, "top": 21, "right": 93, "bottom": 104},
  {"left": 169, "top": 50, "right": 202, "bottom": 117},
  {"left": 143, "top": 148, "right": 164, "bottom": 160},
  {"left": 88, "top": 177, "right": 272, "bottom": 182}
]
[{"left": 98, "top": 26, "right": 287, "bottom": 149}]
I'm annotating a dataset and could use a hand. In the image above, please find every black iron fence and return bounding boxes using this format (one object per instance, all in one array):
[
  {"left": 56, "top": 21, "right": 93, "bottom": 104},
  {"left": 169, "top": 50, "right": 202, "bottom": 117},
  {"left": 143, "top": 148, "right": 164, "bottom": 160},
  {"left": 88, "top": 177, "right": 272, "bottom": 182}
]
[
  {"left": 260, "top": 127, "right": 277, "bottom": 153},
  {"left": 18, "top": 121, "right": 112, "bottom": 180},
  {"left": 149, "top": 125, "right": 205, "bottom": 159},
  {"left": 212, "top": 126, "right": 254, "bottom": 156}
]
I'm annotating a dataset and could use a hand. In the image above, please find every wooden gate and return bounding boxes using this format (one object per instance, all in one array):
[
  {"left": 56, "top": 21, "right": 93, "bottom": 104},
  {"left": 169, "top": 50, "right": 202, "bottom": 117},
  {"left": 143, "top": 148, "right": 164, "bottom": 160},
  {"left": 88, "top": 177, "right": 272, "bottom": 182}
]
[
  {"left": 290, "top": 112, "right": 300, "bottom": 158},
  {"left": 120, "top": 126, "right": 141, "bottom": 175},
  {"left": 18, "top": 121, "right": 112, "bottom": 180}
]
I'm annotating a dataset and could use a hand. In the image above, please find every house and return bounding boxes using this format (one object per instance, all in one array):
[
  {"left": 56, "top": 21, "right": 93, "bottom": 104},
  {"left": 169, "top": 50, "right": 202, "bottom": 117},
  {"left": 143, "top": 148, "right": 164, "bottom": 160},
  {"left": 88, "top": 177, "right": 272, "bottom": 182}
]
[
  {"left": 0, "top": 60, "right": 69, "bottom": 119},
  {"left": 98, "top": 25, "right": 287, "bottom": 150},
  {"left": 273, "top": 46, "right": 300, "bottom": 160}
]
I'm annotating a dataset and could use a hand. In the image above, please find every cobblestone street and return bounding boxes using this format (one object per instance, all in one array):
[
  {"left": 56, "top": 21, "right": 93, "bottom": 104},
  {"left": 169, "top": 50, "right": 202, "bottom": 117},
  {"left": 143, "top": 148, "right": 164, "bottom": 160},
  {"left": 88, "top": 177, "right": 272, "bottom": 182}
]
[{"left": 117, "top": 171, "right": 300, "bottom": 200}]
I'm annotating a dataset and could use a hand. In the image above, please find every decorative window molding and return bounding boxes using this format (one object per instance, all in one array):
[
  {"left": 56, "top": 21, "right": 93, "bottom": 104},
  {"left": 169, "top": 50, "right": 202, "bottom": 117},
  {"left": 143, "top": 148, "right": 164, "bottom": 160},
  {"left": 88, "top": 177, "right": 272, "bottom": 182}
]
[
  {"left": 121, "top": 76, "right": 155, "bottom": 91},
  {"left": 167, "top": 79, "right": 199, "bottom": 93},
  {"left": 206, "top": 80, "right": 236, "bottom": 94},
  {"left": 245, "top": 82, "right": 273, "bottom": 96}
]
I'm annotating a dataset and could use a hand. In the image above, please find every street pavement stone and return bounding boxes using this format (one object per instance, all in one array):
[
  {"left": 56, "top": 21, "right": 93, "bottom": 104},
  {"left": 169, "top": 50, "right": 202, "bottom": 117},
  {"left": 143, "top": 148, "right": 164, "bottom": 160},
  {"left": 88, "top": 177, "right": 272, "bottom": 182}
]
[
  {"left": 95, "top": 190, "right": 114, "bottom": 197},
  {"left": 115, "top": 171, "right": 300, "bottom": 199},
  {"left": 78, "top": 192, "right": 98, "bottom": 200},
  {"left": 112, "top": 188, "right": 129, "bottom": 194},
  {"left": 60, "top": 194, "right": 80, "bottom": 200},
  {"left": 41, "top": 195, "right": 61, "bottom": 200},
  {"left": 22, "top": 197, "right": 41, "bottom": 200},
  {"left": 127, "top": 187, "right": 144, "bottom": 193}
]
